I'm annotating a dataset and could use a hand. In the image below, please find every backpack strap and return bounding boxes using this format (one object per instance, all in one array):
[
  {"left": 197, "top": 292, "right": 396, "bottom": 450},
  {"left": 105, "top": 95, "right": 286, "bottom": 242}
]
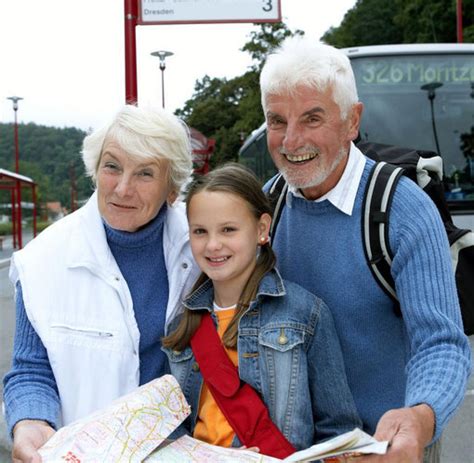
[
  {"left": 190, "top": 312, "right": 295, "bottom": 459},
  {"left": 362, "top": 162, "right": 405, "bottom": 309},
  {"left": 268, "top": 174, "right": 288, "bottom": 243}
]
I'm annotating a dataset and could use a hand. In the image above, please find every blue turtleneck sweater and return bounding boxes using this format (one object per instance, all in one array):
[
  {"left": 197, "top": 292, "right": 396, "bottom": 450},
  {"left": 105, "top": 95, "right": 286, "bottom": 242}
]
[
  {"left": 104, "top": 204, "right": 169, "bottom": 384},
  {"left": 4, "top": 206, "right": 170, "bottom": 434}
]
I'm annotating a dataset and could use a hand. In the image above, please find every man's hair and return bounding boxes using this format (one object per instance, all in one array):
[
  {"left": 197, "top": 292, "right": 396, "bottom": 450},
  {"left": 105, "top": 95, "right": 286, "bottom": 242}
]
[
  {"left": 260, "top": 36, "right": 359, "bottom": 120},
  {"left": 81, "top": 104, "right": 193, "bottom": 194}
]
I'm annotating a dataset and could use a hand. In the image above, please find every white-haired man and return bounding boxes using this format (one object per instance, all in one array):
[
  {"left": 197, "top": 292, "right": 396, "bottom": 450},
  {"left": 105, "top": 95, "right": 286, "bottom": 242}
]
[{"left": 261, "top": 35, "right": 471, "bottom": 463}]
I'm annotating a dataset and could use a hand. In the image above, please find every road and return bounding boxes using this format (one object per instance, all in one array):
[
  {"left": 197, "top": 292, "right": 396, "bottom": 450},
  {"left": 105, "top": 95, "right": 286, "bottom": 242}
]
[{"left": 0, "top": 253, "right": 473, "bottom": 461}]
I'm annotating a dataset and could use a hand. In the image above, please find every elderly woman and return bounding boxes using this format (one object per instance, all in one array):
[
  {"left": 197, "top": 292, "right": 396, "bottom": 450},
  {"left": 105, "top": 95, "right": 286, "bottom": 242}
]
[{"left": 3, "top": 104, "right": 200, "bottom": 462}]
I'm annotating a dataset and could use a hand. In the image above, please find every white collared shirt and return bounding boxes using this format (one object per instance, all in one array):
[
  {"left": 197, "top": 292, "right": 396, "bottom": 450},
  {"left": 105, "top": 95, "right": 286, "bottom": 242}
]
[{"left": 289, "top": 142, "right": 366, "bottom": 216}]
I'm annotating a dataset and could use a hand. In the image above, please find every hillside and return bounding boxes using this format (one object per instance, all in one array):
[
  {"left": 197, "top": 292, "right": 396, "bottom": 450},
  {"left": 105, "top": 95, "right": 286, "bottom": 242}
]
[{"left": 0, "top": 122, "right": 93, "bottom": 209}]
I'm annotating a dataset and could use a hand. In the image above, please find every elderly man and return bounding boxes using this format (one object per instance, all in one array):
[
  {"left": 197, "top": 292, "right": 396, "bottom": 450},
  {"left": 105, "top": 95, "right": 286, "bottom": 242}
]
[{"left": 261, "top": 36, "right": 471, "bottom": 463}]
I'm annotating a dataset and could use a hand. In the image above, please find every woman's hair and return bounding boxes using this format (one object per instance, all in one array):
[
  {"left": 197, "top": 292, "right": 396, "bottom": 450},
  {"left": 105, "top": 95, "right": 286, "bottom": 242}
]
[
  {"left": 81, "top": 104, "right": 193, "bottom": 195},
  {"left": 260, "top": 35, "right": 359, "bottom": 120},
  {"left": 162, "top": 163, "right": 276, "bottom": 350}
]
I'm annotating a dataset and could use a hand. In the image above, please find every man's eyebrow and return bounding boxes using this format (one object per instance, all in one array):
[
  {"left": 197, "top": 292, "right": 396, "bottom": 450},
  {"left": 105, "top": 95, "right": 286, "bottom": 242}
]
[
  {"left": 266, "top": 111, "right": 282, "bottom": 119},
  {"left": 302, "top": 107, "right": 325, "bottom": 117}
]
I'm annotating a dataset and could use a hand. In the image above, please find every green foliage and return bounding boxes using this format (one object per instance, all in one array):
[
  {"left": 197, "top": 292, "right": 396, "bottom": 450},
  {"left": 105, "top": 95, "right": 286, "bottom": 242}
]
[
  {"left": 0, "top": 122, "right": 92, "bottom": 210},
  {"left": 175, "top": 22, "right": 300, "bottom": 168},
  {"left": 241, "top": 22, "right": 303, "bottom": 71},
  {"left": 322, "top": 0, "right": 473, "bottom": 47},
  {"left": 35, "top": 221, "right": 52, "bottom": 233},
  {"left": 322, "top": 0, "right": 403, "bottom": 48},
  {"left": 0, "top": 222, "right": 13, "bottom": 236},
  {"left": 0, "top": 221, "right": 51, "bottom": 236}
]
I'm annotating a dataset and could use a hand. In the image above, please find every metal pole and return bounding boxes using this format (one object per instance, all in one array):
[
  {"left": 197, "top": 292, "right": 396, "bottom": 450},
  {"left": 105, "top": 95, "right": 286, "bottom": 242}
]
[
  {"left": 429, "top": 96, "right": 441, "bottom": 156},
  {"left": 11, "top": 188, "right": 16, "bottom": 249},
  {"left": 13, "top": 109, "right": 19, "bottom": 173},
  {"left": 32, "top": 184, "right": 37, "bottom": 238},
  {"left": 161, "top": 66, "right": 165, "bottom": 108},
  {"left": 151, "top": 51, "right": 173, "bottom": 109},
  {"left": 456, "top": 0, "right": 463, "bottom": 43},
  {"left": 124, "top": 0, "right": 138, "bottom": 103},
  {"left": 13, "top": 106, "right": 23, "bottom": 249}
]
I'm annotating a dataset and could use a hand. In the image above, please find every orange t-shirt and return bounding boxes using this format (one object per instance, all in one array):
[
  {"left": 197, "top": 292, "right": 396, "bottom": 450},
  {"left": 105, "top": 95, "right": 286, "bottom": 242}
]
[{"left": 193, "top": 308, "right": 238, "bottom": 447}]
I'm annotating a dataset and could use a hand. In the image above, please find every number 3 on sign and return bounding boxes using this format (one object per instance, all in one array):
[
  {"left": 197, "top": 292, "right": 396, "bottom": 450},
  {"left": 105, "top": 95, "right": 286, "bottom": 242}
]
[{"left": 262, "top": 0, "right": 273, "bottom": 12}]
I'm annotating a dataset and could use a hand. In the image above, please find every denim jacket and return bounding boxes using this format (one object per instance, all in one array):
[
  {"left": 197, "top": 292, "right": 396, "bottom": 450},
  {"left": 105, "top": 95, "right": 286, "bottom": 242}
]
[{"left": 163, "top": 269, "right": 362, "bottom": 450}]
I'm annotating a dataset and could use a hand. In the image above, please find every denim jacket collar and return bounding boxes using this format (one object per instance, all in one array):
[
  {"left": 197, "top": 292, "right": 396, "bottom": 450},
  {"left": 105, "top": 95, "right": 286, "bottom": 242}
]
[{"left": 183, "top": 268, "right": 287, "bottom": 312}]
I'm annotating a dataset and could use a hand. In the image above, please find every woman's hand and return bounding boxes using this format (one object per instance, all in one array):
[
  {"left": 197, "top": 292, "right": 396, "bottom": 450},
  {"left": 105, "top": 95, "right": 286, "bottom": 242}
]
[{"left": 12, "top": 419, "right": 55, "bottom": 463}]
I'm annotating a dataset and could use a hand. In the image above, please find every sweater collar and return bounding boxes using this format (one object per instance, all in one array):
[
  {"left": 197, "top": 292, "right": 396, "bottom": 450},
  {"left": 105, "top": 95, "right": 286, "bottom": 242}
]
[{"left": 103, "top": 203, "right": 168, "bottom": 249}]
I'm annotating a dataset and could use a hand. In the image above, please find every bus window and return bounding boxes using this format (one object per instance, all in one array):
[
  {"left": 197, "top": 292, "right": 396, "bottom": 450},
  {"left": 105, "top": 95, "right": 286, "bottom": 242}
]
[{"left": 351, "top": 51, "right": 474, "bottom": 211}]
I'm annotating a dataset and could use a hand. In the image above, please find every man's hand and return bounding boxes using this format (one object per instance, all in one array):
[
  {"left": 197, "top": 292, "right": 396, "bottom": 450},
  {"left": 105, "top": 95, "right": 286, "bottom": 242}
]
[
  {"left": 336, "top": 404, "right": 435, "bottom": 463},
  {"left": 12, "top": 419, "right": 55, "bottom": 463}
]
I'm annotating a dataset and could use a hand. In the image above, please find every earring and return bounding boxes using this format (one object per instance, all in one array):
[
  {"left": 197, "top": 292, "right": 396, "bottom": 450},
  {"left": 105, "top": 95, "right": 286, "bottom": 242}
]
[{"left": 260, "top": 236, "right": 267, "bottom": 244}]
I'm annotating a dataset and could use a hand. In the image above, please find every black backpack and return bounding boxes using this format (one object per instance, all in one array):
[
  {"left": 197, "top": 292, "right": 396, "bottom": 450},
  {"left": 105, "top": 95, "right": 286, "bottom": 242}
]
[{"left": 267, "top": 141, "right": 474, "bottom": 336}]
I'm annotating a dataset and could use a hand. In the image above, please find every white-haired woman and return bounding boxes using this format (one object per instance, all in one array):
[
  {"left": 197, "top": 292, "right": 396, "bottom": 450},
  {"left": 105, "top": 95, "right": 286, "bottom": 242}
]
[{"left": 3, "top": 104, "right": 200, "bottom": 462}]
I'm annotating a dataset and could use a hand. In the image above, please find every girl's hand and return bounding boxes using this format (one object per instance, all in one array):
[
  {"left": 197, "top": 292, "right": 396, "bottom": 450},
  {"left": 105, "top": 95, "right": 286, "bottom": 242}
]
[{"left": 239, "top": 445, "right": 260, "bottom": 453}]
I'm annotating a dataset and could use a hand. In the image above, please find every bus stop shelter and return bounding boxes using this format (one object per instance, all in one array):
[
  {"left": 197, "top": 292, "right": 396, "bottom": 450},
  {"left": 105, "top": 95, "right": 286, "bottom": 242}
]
[{"left": 0, "top": 168, "right": 37, "bottom": 249}]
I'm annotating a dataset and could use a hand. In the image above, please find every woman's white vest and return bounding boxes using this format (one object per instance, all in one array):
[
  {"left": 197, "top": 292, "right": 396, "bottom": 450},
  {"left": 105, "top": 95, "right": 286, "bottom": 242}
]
[{"left": 9, "top": 192, "right": 199, "bottom": 426}]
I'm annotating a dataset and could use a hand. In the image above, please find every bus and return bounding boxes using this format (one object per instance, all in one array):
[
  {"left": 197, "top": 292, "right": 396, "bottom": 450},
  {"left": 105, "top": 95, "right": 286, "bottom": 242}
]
[{"left": 239, "top": 43, "right": 474, "bottom": 228}]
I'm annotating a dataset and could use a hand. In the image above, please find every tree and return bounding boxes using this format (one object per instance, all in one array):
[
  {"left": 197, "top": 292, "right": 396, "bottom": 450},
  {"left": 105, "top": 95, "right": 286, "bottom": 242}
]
[
  {"left": 0, "top": 122, "right": 89, "bottom": 209},
  {"left": 241, "top": 22, "right": 303, "bottom": 71},
  {"left": 322, "top": 0, "right": 473, "bottom": 48},
  {"left": 322, "top": 0, "right": 403, "bottom": 48},
  {"left": 175, "top": 22, "right": 301, "bottom": 167}
]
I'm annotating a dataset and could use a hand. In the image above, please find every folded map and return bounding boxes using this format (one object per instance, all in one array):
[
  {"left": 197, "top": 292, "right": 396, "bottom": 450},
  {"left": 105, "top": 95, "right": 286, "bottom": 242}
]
[{"left": 38, "top": 376, "right": 387, "bottom": 462}]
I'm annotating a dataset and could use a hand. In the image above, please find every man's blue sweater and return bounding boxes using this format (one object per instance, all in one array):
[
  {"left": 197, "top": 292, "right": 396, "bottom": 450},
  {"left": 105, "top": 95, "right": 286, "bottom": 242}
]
[
  {"left": 3, "top": 206, "right": 169, "bottom": 434},
  {"left": 269, "top": 159, "right": 471, "bottom": 441}
]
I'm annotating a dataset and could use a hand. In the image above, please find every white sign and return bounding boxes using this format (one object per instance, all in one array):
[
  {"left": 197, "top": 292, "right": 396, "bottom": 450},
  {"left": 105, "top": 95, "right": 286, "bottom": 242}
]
[{"left": 139, "top": 0, "right": 281, "bottom": 24}]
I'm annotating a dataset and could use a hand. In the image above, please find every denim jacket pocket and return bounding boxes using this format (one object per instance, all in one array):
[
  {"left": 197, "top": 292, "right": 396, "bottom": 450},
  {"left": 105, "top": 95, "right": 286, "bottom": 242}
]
[
  {"left": 162, "top": 345, "right": 195, "bottom": 388},
  {"left": 258, "top": 325, "right": 305, "bottom": 352},
  {"left": 162, "top": 346, "right": 194, "bottom": 363}
]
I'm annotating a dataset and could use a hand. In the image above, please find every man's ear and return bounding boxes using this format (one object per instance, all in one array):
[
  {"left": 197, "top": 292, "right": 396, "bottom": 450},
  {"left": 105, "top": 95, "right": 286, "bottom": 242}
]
[{"left": 347, "top": 102, "right": 364, "bottom": 141}]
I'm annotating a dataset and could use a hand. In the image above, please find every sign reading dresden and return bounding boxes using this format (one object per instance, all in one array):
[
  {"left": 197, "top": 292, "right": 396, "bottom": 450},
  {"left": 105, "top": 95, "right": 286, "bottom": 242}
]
[{"left": 139, "top": 0, "right": 281, "bottom": 24}]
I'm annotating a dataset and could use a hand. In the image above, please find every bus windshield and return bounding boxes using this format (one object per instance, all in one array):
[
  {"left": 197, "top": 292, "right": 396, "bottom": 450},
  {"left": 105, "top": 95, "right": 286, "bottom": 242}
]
[{"left": 351, "top": 52, "right": 474, "bottom": 209}]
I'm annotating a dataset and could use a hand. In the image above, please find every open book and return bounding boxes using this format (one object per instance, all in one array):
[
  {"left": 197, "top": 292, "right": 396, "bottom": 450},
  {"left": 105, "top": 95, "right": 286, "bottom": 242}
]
[{"left": 39, "top": 376, "right": 388, "bottom": 462}]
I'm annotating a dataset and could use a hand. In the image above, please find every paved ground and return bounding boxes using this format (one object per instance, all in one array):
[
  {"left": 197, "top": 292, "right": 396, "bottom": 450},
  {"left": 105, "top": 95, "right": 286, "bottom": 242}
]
[{"left": 0, "top": 234, "right": 472, "bottom": 462}]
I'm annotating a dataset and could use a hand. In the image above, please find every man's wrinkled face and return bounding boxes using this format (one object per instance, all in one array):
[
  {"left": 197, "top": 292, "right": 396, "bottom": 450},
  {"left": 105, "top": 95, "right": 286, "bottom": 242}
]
[{"left": 265, "top": 85, "right": 361, "bottom": 200}]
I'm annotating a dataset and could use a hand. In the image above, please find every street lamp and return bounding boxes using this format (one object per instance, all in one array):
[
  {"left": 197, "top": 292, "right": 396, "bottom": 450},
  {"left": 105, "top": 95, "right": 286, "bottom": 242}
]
[
  {"left": 421, "top": 82, "right": 443, "bottom": 156},
  {"left": 7, "top": 96, "right": 24, "bottom": 248},
  {"left": 151, "top": 50, "right": 173, "bottom": 108},
  {"left": 7, "top": 96, "right": 23, "bottom": 173}
]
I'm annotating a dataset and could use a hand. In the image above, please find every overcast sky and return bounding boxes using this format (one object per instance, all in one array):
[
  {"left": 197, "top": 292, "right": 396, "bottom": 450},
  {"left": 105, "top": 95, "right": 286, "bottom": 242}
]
[{"left": 1, "top": 0, "right": 356, "bottom": 132}]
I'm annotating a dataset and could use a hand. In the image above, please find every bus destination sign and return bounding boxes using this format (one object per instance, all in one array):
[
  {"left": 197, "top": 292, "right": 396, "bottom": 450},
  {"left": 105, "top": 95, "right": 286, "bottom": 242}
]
[{"left": 356, "top": 57, "right": 474, "bottom": 86}]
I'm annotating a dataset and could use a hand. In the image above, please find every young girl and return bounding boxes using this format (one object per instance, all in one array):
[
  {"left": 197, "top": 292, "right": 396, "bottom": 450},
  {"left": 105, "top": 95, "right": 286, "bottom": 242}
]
[{"left": 162, "top": 163, "right": 361, "bottom": 458}]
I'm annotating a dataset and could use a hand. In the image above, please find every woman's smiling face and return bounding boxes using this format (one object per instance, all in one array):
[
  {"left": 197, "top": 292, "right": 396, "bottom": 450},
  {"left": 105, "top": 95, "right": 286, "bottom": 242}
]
[{"left": 96, "top": 139, "right": 173, "bottom": 232}]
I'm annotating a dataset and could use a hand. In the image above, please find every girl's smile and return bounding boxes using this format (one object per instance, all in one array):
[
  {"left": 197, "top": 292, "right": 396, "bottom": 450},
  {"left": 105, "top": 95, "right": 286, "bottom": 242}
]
[{"left": 188, "top": 190, "right": 270, "bottom": 307}]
